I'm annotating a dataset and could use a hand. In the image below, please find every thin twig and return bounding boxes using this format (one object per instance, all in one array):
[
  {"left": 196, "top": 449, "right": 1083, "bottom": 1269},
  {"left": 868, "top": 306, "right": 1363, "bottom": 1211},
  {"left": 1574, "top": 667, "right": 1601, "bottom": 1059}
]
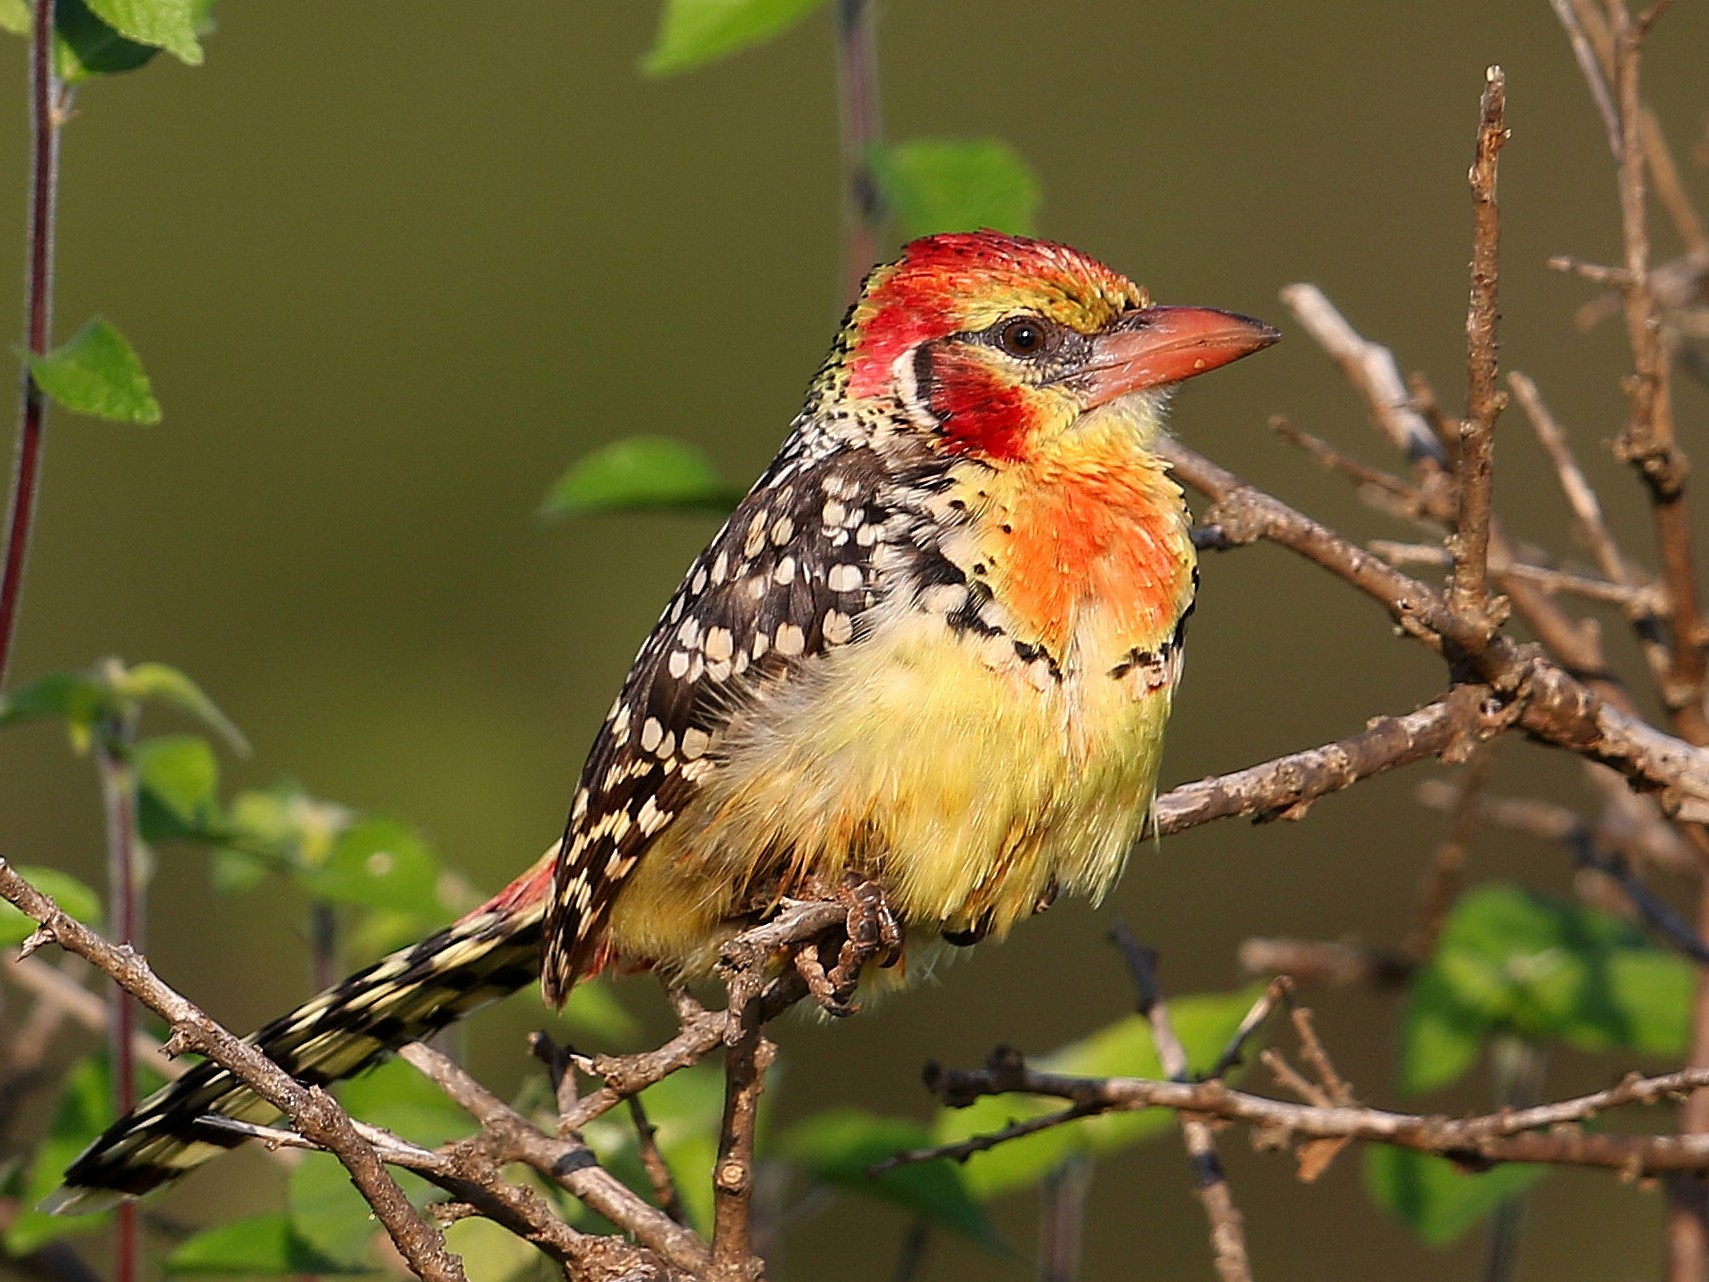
[
  {"left": 1370, "top": 541, "right": 1658, "bottom": 609},
  {"left": 1109, "top": 924, "right": 1252, "bottom": 1282},
  {"left": 1481, "top": 1038, "right": 1547, "bottom": 1282},
  {"left": 1152, "top": 691, "right": 1476, "bottom": 833},
  {"left": 923, "top": 1055, "right": 1709, "bottom": 1174},
  {"left": 0, "top": 861, "right": 469, "bottom": 1282},
  {"left": 627, "top": 1094, "right": 688, "bottom": 1225},
  {"left": 1270, "top": 417, "right": 1428, "bottom": 516},
  {"left": 869, "top": 1098, "right": 1099, "bottom": 1175},
  {"left": 1410, "top": 742, "right": 1498, "bottom": 959},
  {"left": 398, "top": 1042, "right": 709, "bottom": 1275},
  {"left": 1164, "top": 438, "right": 1709, "bottom": 822},
  {"left": 1236, "top": 939, "right": 1414, "bottom": 990},
  {"left": 708, "top": 1006, "right": 772, "bottom": 1281},
  {"left": 1606, "top": 1, "right": 1708, "bottom": 740},
  {"left": 1206, "top": 976, "right": 1293, "bottom": 1081},
  {"left": 1551, "top": 0, "right": 1623, "bottom": 156},
  {"left": 1288, "top": 1005, "right": 1354, "bottom": 1108},
  {"left": 1038, "top": 1155, "right": 1092, "bottom": 1282},
  {"left": 1448, "top": 65, "right": 1509, "bottom": 643},
  {"left": 1278, "top": 284, "right": 1446, "bottom": 469},
  {"left": 1507, "top": 373, "right": 1639, "bottom": 588}
]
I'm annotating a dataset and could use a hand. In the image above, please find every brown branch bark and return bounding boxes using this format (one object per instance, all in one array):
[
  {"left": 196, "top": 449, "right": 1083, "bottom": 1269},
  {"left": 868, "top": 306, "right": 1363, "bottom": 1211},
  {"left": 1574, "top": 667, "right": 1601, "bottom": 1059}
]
[
  {"left": 1604, "top": 0, "right": 1707, "bottom": 741},
  {"left": 1448, "top": 66, "right": 1508, "bottom": 644},
  {"left": 1152, "top": 693, "right": 1474, "bottom": 834},
  {"left": 707, "top": 1011, "right": 771, "bottom": 1282},
  {"left": 0, "top": 860, "right": 468, "bottom": 1282},
  {"left": 912, "top": 1056, "right": 1709, "bottom": 1177},
  {"left": 397, "top": 1043, "right": 709, "bottom": 1278},
  {"left": 1110, "top": 926, "right": 1251, "bottom": 1282},
  {"left": 1163, "top": 438, "right": 1709, "bottom": 822}
]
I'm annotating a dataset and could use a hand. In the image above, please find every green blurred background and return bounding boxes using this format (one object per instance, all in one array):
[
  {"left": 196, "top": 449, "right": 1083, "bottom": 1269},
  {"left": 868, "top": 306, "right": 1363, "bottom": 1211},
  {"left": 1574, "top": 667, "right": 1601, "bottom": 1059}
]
[{"left": 3, "top": 1, "right": 1709, "bottom": 1277}]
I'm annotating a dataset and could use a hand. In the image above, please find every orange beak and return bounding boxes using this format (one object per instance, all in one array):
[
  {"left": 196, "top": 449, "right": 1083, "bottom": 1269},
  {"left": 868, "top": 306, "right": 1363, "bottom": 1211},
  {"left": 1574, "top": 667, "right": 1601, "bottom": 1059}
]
[{"left": 1078, "top": 306, "right": 1280, "bottom": 408}]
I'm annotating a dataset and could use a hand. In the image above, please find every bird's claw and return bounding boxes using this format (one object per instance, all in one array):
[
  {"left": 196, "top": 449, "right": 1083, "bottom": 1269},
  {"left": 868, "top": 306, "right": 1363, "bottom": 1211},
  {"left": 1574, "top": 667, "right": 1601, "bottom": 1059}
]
[{"left": 789, "top": 875, "right": 903, "bottom": 1016}]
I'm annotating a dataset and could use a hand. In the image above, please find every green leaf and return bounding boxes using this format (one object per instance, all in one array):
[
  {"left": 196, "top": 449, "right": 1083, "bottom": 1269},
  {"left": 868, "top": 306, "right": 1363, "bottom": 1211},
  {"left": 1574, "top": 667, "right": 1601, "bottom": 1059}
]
[
  {"left": 934, "top": 988, "right": 1262, "bottom": 1199},
  {"left": 1400, "top": 884, "right": 1693, "bottom": 1093},
  {"left": 776, "top": 1110, "right": 1005, "bottom": 1250},
  {"left": 53, "top": 0, "right": 159, "bottom": 80},
  {"left": 0, "top": 661, "right": 244, "bottom": 758},
  {"left": 0, "top": 0, "right": 28, "bottom": 36},
  {"left": 135, "top": 734, "right": 221, "bottom": 841},
  {"left": 540, "top": 436, "right": 742, "bottom": 519},
  {"left": 9, "top": 1056, "right": 165, "bottom": 1252},
  {"left": 1365, "top": 1147, "right": 1548, "bottom": 1246},
  {"left": 220, "top": 783, "right": 351, "bottom": 871},
  {"left": 870, "top": 138, "right": 1040, "bottom": 240},
  {"left": 166, "top": 1213, "right": 365, "bottom": 1275},
  {"left": 642, "top": 0, "right": 822, "bottom": 75},
  {"left": 301, "top": 817, "right": 442, "bottom": 918},
  {"left": 0, "top": 866, "right": 99, "bottom": 949},
  {"left": 115, "top": 661, "right": 248, "bottom": 752},
  {"left": 24, "top": 317, "right": 161, "bottom": 424},
  {"left": 0, "top": 669, "right": 107, "bottom": 746},
  {"left": 84, "top": 0, "right": 201, "bottom": 63}
]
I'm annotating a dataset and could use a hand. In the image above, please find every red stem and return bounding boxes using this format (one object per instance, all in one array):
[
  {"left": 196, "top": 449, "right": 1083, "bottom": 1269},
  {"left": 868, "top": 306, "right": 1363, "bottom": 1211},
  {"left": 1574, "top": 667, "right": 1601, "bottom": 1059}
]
[{"left": 0, "top": 0, "right": 61, "bottom": 691}]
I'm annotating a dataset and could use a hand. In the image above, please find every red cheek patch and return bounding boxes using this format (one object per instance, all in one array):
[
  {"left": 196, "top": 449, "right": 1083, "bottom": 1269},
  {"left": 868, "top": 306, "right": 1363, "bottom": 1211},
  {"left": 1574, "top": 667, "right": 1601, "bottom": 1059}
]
[{"left": 926, "top": 349, "right": 1036, "bottom": 462}]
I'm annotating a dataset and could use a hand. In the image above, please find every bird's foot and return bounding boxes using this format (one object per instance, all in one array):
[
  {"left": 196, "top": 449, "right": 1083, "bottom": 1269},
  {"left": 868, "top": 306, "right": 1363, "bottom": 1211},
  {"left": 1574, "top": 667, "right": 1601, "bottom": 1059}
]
[{"left": 790, "top": 874, "right": 902, "bottom": 1016}]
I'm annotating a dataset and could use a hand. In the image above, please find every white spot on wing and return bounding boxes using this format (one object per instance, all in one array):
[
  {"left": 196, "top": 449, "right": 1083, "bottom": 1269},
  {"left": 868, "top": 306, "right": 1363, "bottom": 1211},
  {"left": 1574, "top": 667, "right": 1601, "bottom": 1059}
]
[
  {"left": 827, "top": 563, "right": 862, "bottom": 592},
  {"left": 704, "top": 627, "right": 734, "bottom": 662}
]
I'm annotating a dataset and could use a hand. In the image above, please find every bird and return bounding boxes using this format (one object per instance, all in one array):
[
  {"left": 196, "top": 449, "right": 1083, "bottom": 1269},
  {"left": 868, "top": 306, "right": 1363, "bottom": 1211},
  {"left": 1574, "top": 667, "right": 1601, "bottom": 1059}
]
[{"left": 47, "top": 230, "right": 1277, "bottom": 1213}]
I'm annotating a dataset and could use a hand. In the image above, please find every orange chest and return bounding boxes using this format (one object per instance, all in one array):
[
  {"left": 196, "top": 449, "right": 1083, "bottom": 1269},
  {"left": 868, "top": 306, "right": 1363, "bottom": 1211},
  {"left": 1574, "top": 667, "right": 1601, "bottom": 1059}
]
[{"left": 973, "top": 459, "right": 1194, "bottom": 663}]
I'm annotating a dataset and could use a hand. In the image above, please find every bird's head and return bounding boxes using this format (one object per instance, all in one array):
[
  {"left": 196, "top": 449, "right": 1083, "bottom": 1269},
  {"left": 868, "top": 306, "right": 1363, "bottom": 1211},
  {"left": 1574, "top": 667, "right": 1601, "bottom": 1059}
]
[{"left": 840, "top": 230, "right": 1278, "bottom": 462}]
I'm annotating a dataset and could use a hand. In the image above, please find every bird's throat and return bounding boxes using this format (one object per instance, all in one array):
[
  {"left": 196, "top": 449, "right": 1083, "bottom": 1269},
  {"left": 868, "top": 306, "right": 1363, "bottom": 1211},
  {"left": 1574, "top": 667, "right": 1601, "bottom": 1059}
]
[{"left": 963, "top": 420, "right": 1194, "bottom": 668}]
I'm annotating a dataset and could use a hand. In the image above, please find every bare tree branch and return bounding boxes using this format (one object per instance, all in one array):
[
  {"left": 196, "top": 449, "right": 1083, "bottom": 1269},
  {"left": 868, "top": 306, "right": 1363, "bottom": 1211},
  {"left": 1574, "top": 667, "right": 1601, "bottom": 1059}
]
[
  {"left": 920, "top": 1054, "right": 1709, "bottom": 1176},
  {"left": 1109, "top": 924, "right": 1252, "bottom": 1282},
  {"left": 0, "top": 860, "right": 469, "bottom": 1282},
  {"left": 1277, "top": 284, "right": 1445, "bottom": 470},
  {"left": 1163, "top": 439, "right": 1709, "bottom": 822},
  {"left": 1448, "top": 65, "right": 1509, "bottom": 643}
]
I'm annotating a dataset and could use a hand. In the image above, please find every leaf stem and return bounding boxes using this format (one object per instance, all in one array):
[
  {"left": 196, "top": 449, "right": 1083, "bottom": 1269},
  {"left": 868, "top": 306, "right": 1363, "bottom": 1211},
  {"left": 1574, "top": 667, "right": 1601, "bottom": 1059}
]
[{"left": 0, "top": 0, "right": 63, "bottom": 690}]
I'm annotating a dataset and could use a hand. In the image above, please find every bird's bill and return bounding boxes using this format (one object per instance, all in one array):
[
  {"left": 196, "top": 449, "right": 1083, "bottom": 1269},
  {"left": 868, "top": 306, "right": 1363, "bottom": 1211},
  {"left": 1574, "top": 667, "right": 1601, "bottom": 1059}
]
[{"left": 1078, "top": 306, "right": 1280, "bottom": 407}]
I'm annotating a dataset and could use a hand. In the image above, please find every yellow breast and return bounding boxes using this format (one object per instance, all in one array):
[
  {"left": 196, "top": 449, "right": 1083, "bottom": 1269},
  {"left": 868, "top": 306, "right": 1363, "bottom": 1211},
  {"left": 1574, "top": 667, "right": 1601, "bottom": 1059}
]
[{"left": 606, "top": 420, "right": 1195, "bottom": 974}]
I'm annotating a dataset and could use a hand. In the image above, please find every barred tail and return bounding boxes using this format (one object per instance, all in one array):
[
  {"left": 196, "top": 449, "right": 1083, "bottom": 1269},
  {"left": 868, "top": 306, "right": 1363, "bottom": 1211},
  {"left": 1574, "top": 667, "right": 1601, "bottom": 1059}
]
[{"left": 45, "top": 853, "right": 557, "bottom": 1214}]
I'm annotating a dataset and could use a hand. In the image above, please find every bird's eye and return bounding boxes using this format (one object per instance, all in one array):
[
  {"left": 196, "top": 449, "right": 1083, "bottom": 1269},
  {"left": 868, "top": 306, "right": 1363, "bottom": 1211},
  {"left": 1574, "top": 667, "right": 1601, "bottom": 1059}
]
[{"left": 996, "top": 317, "right": 1050, "bottom": 359}]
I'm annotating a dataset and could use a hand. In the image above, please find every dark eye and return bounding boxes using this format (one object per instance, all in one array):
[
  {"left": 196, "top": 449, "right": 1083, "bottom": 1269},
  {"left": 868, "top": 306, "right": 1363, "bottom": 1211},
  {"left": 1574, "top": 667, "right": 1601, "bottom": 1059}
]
[{"left": 996, "top": 317, "right": 1050, "bottom": 358}]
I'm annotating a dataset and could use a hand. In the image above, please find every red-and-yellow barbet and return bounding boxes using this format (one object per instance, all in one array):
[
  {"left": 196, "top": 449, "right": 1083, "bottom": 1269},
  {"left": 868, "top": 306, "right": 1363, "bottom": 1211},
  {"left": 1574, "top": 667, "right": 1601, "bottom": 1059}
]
[{"left": 49, "top": 231, "right": 1276, "bottom": 1212}]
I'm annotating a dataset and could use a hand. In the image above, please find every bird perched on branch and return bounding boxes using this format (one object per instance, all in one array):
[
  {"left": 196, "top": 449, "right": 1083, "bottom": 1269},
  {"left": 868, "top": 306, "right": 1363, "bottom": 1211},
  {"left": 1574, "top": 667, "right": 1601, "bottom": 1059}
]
[{"left": 50, "top": 230, "right": 1277, "bottom": 1212}]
